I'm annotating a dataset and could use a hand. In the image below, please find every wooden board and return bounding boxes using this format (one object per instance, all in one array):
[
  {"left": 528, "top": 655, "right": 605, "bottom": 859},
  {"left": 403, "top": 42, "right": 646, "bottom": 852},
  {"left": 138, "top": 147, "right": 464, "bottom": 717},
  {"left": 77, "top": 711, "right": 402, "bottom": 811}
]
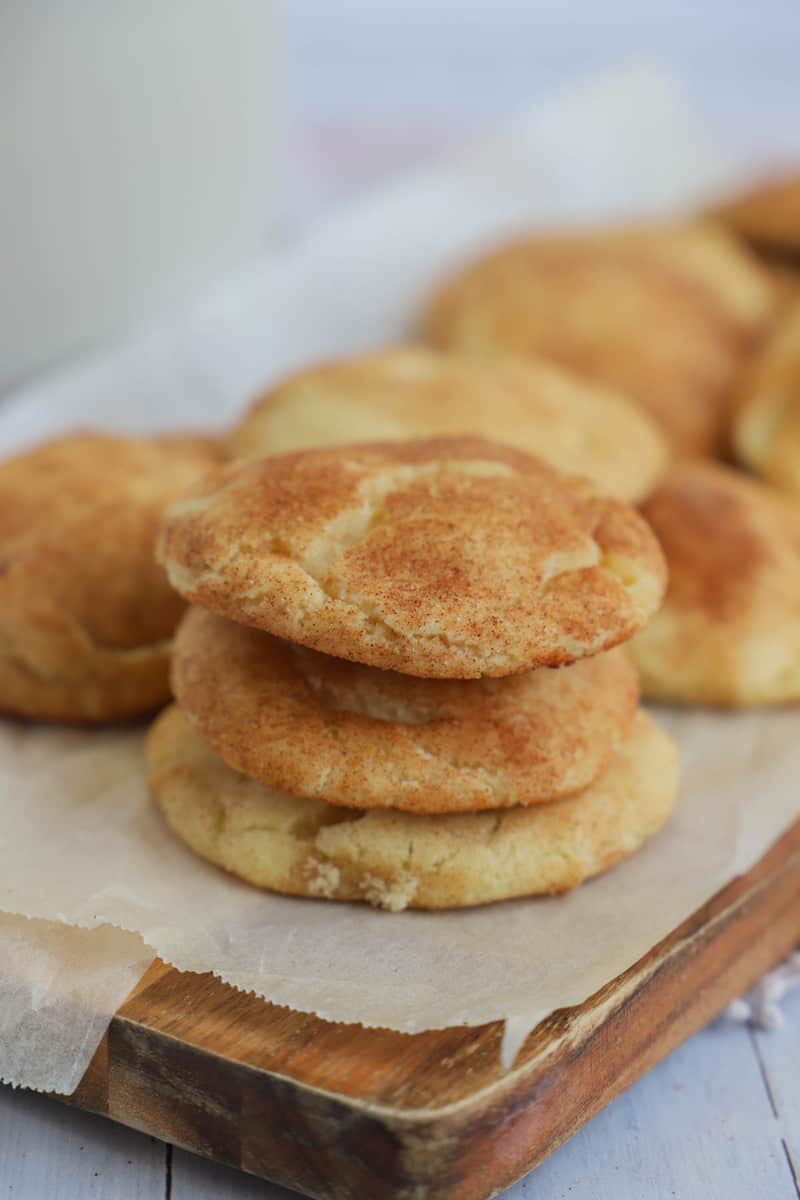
[{"left": 59, "top": 819, "right": 800, "bottom": 1200}]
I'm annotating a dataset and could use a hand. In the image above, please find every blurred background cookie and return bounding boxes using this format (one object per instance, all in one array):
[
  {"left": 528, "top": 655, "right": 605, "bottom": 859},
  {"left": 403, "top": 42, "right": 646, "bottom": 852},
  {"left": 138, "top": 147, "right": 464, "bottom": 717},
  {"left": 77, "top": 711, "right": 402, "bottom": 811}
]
[
  {"left": 147, "top": 705, "right": 677, "bottom": 911},
  {"left": 629, "top": 460, "right": 800, "bottom": 705},
  {"left": 159, "top": 435, "right": 666, "bottom": 677},
  {"left": 425, "top": 221, "right": 774, "bottom": 455},
  {"left": 171, "top": 606, "right": 639, "bottom": 812},
  {"left": 732, "top": 298, "right": 800, "bottom": 494},
  {"left": 229, "top": 349, "right": 668, "bottom": 504},
  {"left": 0, "top": 432, "right": 217, "bottom": 722},
  {"left": 712, "top": 172, "right": 800, "bottom": 270}
]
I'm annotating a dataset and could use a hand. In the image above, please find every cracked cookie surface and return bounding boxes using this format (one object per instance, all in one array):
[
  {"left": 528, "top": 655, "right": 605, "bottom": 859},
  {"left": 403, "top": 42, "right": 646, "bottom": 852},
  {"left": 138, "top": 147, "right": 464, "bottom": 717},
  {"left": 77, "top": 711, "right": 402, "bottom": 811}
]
[
  {"left": 172, "top": 607, "right": 639, "bottom": 812},
  {"left": 147, "top": 706, "right": 677, "bottom": 910},
  {"left": 0, "top": 432, "right": 218, "bottom": 721},
  {"left": 159, "top": 436, "right": 666, "bottom": 677},
  {"left": 425, "top": 222, "right": 774, "bottom": 456},
  {"left": 228, "top": 348, "right": 667, "bottom": 504},
  {"left": 629, "top": 460, "right": 800, "bottom": 705}
]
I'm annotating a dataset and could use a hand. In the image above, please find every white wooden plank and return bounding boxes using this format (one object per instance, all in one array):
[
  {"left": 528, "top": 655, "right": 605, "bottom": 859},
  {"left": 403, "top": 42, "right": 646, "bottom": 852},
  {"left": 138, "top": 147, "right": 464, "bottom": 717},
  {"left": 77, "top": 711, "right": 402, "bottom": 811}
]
[
  {"left": 504, "top": 1018, "right": 797, "bottom": 1199},
  {"left": 170, "top": 1146, "right": 296, "bottom": 1199},
  {"left": 287, "top": 1, "right": 800, "bottom": 159},
  {"left": 753, "top": 987, "right": 800, "bottom": 1191},
  {"left": 0, "top": 1084, "right": 165, "bottom": 1200}
]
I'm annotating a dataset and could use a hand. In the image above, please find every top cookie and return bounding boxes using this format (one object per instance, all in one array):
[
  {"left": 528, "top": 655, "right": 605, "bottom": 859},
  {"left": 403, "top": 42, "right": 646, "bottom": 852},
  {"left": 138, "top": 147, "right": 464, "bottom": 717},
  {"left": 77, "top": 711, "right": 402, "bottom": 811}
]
[
  {"left": 159, "top": 435, "right": 666, "bottom": 677},
  {"left": 228, "top": 348, "right": 668, "bottom": 505},
  {"left": 425, "top": 222, "right": 774, "bottom": 455},
  {"left": 732, "top": 297, "right": 800, "bottom": 495},
  {"left": 0, "top": 431, "right": 217, "bottom": 721},
  {"left": 712, "top": 172, "right": 800, "bottom": 260}
]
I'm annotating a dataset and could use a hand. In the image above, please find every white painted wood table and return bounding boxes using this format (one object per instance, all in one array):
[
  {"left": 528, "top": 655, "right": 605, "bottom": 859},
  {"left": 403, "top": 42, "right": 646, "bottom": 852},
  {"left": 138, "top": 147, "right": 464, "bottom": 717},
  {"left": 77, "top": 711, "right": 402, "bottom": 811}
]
[{"left": 2, "top": 991, "right": 798, "bottom": 1198}]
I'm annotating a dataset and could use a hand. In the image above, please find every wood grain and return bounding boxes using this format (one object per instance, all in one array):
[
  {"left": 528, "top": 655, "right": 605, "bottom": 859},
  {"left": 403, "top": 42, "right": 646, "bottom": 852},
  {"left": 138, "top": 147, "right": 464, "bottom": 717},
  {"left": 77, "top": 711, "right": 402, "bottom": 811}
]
[{"left": 62, "top": 819, "right": 800, "bottom": 1200}]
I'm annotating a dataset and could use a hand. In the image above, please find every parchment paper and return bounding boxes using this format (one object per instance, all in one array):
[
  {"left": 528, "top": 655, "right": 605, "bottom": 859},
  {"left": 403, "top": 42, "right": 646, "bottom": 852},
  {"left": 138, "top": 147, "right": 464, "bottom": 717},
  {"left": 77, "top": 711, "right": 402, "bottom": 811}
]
[
  {"left": 0, "top": 66, "right": 797, "bottom": 1092},
  {"left": 0, "top": 915, "right": 152, "bottom": 1093}
]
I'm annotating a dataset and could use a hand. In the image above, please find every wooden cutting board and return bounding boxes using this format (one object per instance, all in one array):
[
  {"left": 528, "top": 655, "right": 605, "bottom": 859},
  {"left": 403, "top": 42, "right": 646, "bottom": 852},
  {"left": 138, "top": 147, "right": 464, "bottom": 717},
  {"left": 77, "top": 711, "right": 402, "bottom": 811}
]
[{"left": 61, "top": 819, "right": 800, "bottom": 1200}]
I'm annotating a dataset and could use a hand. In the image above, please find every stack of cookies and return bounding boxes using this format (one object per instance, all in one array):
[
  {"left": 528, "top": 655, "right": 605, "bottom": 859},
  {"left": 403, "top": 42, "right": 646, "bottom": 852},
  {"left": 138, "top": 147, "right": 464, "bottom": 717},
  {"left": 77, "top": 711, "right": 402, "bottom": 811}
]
[{"left": 148, "top": 435, "right": 678, "bottom": 911}]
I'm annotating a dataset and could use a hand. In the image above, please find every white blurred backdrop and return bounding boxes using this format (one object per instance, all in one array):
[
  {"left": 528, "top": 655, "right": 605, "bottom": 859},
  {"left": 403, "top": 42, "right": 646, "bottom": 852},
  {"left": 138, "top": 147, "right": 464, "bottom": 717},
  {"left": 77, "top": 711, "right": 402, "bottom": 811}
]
[
  {"left": 4, "top": 2, "right": 799, "bottom": 389},
  {"left": 286, "top": 1, "right": 800, "bottom": 219}
]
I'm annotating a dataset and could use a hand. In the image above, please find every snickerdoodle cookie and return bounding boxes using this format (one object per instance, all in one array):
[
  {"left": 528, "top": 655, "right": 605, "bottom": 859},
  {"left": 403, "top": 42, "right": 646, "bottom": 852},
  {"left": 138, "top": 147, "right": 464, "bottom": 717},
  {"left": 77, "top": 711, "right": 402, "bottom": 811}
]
[
  {"left": 148, "top": 705, "right": 677, "bottom": 910},
  {"left": 425, "top": 222, "right": 774, "bottom": 455},
  {"left": 629, "top": 460, "right": 800, "bottom": 705},
  {"left": 159, "top": 436, "right": 666, "bottom": 678},
  {"left": 172, "top": 606, "right": 639, "bottom": 812},
  {"left": 0, "top": 432, "right": 216, "bottom": 721},
  {"left": 228, "top": 349, "right": 667, "bottom": 504},
  {"left": 732, "top": 298, "right": 800, "bottom": 495},
  {"left": 712, "top": 172, "right": 800, "bottom": 265}
]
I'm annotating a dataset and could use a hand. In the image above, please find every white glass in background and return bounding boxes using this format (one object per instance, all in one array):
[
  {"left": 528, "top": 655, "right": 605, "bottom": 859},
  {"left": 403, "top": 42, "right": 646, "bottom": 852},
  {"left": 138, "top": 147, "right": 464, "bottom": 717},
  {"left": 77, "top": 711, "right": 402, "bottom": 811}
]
[{"left": 0, "top": 0, "right": 278, "bottom": 392}]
